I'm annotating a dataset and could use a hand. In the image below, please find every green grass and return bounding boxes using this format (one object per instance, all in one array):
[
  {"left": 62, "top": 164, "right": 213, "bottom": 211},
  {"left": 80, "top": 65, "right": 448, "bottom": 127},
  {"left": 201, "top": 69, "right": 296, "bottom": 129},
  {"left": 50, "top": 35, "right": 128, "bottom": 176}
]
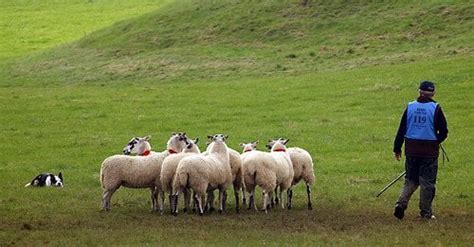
[
  {"left": 1, "top": 0, "right": 472, "bottom": 86},
  {"left": 0, "top": 0, "right": 172, "bottom": 61},
  {"left": 1, "top": 0, "right": 474, "bottom": 245}
]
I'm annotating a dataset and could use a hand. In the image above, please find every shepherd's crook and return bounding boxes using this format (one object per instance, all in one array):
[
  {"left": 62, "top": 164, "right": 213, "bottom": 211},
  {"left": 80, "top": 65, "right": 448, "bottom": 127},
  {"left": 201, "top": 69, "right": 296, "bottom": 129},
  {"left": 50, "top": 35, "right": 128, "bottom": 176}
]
[{"left": 376, "top": 171, "right": 406, "bottom": 197}]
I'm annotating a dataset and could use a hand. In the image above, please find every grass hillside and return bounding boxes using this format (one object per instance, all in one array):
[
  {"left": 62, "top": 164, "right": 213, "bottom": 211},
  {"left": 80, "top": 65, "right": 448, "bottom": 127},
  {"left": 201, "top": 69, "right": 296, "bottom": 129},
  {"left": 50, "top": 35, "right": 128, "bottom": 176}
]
[
  {"left": 1, "top": 0, "right": 473, "bottom": 86},
  {"left": 0, "top": 0, "right": 473, "bottom": 245},
  {"left": 0, "top": 0, "right": 172, "bottom": 61}
]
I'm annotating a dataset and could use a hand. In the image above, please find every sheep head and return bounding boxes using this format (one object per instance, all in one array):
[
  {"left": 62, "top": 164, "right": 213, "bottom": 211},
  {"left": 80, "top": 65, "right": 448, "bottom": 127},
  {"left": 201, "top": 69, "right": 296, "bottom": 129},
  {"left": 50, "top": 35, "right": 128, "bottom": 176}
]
[{"left": 123, "top": 136, "right": 152, "bottom": 155}]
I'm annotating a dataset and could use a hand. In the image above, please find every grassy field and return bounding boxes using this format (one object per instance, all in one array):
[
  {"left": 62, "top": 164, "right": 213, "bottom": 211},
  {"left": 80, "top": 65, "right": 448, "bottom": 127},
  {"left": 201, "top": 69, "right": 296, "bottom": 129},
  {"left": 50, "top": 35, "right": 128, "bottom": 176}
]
[
  {"left": 1, "top": 0, "right": 473, "bottom": 245},
  {"left": 0, "top": 0, "right": 172, "bottom": 60}
]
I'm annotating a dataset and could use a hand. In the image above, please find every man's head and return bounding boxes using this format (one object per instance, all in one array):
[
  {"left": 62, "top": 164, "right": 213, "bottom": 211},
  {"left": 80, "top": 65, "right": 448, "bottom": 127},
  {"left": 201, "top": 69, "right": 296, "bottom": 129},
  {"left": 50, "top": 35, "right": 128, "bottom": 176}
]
[{"left": 418, "top": 80, "right": 435, "bottom": 98}]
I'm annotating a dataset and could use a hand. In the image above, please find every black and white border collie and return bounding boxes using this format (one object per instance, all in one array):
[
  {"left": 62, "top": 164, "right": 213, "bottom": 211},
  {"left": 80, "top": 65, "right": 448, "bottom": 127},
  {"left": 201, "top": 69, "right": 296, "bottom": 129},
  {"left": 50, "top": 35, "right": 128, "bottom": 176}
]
[{"left": 25, "top": 172, "right": 64, "bottom": 187}]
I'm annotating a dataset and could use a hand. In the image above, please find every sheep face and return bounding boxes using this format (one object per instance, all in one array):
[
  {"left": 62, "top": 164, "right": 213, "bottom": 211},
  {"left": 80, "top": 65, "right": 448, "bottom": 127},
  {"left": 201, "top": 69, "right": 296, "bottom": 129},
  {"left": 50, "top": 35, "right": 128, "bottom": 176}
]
[
  {"left": 239, "top": 141, "right": 258, "bottom": 153},
  {"left": 123, "top": 136, "right": 151, "bottom": 155},
  {"left": 167, "top": 132, "right": 187, "bottom": 153},
  {"left": 207, "top": 134, "right": 228, "bottom": 143},
  {"left": 183, "top": 137, "right": 200, "bottom": 153}
]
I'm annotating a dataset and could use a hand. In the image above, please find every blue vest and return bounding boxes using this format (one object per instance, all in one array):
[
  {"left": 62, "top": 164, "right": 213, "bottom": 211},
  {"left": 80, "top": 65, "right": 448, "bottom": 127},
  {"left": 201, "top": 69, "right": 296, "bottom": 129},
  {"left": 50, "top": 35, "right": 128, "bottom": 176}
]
[{"left": 405, "top": 101, "right": 437, "bottom": 141}]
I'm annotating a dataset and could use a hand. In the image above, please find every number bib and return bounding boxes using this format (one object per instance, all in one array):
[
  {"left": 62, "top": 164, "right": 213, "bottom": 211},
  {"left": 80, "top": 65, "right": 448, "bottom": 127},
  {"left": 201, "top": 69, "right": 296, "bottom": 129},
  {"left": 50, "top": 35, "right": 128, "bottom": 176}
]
[{"left": 405, "top": 101, "right": 437, "bottom": 141}]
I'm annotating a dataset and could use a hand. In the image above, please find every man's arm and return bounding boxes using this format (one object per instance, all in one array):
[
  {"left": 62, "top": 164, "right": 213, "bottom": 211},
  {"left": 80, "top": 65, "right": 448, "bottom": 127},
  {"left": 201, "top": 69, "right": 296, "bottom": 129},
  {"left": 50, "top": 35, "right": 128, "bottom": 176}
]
[
  {"left": 435, "top": 105, "right": 448, "bottom": 143},
  {"left": 393, "top": 109, "right": 407, "bottom": 156}
]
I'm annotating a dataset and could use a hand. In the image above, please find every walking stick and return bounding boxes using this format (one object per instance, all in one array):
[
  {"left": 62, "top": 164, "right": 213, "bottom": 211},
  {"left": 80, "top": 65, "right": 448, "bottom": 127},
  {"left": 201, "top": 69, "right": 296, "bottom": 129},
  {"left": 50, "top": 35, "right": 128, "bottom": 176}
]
[
  {"left": 440, "top": 144, "right": 450, "bottom": 165},
  {"left": 376, "top": 171, "right": 406, "bottom": 197}
]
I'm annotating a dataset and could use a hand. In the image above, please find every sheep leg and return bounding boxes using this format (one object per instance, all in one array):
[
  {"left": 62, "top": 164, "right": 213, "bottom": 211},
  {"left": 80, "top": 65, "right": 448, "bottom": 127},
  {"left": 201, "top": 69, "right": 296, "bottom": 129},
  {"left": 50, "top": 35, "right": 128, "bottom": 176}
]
[
  {"left": 195, "top": 194, "right": 204, "bottom": 216},
  {"left": 279, "top": 188, "right": 285, "bottom": 209},
  {"left": 273, "top": 187, "right": 279, "bottom": 208},
  {"left": 223, "top": 190, "right": 228, "bottom": 212},
  {"left": 287, "top": 188, "right": 293, "bottom": 210},
  {"left": 171, "top": 192, "right": 179, "bottom": 216},
  {"left": 262, "top": 191, "right": 269, "bottom": 213},
  {"left": 206, "top": 191, "right": 215, "bottom": 212},
  {"left": 192, "top": 194, "right": 199, "bottom": 214},
  {"left": 233, "top": 185, "right": 240, "bottom": 214},
  {"left": 183, "top": 189, "right": 190, "bottom": 213},
  {"left": 169, "top": 194, "right": 173, "bottom": 214},
  {"left": 306, "top": 184, "right": 312, "bottom": 210},
  {"left": 218, "top": 189, "right": 224, "bottom": 213},
  {"left": 268, "top": 190, "right": 273, "bottom": 211},
  {"left": 150, "top": 187, "right": 158, "bottom": 212},
  {"left": 248, "top": 191, "right": 254, "bottom": 210},
  {"left": 241, "top": 186, "right": 247, "bottom": 208},
  {"left": 192, "top": 191, "right": 197, "bottom": 212},
  {"left": 159, "top": 191, "right": 165, "bottom": 214},
  {"left": 101, "top": 188, "right": 116, "bottom": 211}
]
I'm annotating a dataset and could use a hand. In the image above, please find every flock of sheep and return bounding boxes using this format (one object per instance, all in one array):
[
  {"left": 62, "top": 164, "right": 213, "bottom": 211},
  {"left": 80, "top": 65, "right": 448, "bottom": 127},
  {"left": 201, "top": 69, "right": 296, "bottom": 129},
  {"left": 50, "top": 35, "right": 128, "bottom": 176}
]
[{"left": 99, "top": 133, "right": 315, "bottom": 215}]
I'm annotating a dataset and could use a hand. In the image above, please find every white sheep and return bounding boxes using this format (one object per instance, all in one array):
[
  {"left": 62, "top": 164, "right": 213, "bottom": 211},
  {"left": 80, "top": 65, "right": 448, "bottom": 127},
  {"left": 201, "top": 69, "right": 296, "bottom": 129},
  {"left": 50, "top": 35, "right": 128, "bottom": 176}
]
[
  {"left": 239, "top": 141, "right": 259, "bottom": 210},
  {"left": 240, "top": 139, "right": 293, "bottom": 213},
  {"left": 203, "top": 142, "right": 244, "bottom": 213},
  {"left": 171, "top": 134, "right": 232, "bottom": 216},
  {"left": 100, "top": 133, "right": 187, "bottom": 211},
  {"left": 267, "top": 139, "right": 315, "bottom": 210},
  {"left": 160, "top": 136, "right": 201, "bottom": 213}
]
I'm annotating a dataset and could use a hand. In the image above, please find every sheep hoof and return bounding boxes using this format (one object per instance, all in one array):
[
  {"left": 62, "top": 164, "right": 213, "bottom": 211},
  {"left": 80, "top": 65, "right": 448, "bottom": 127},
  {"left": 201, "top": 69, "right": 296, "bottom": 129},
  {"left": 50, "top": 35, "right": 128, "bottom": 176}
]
[
  {"left": 218, "top": 209, "right": 223, "bottom": 214},
  {"left": 199, "top": 212, "right": 204, "bottom": 216},
  {"left": 183, "top": 208, "right": 187, "bottom": 213},
  {"left": 172, "top": 212, "right": 178, "bottom": 216},
  {"left": 308, "top": 204, "right": 313, "bottom": 210},
  {"left": 209, "top": 207, "right": 215, "bottom": 212}
]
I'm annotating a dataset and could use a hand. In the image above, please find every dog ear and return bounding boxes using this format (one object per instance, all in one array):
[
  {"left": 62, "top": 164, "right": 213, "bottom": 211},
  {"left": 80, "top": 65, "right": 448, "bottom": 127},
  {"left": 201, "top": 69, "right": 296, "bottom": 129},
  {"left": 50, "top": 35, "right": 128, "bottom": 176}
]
[{"left": 59, "top": 172, "right": 63, "bottom": 180}]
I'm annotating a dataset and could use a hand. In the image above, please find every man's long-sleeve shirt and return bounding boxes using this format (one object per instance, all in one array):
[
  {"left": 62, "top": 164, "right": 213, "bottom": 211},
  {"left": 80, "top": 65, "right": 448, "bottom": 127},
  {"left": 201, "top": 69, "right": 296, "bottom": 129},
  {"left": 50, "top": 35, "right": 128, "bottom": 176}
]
[{"left": 393, "top": 97, "right": 448, "bottom": 157}]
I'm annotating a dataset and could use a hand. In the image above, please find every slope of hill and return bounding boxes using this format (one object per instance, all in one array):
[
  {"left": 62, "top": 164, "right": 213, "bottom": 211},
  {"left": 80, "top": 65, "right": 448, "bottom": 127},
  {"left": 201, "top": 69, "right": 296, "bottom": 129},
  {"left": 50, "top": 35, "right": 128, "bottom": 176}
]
[
  {"left": 0, "top": 0, "right": 172, "bottom": 61},
  {"left": 1, "top": 0, "right": 472, "bottom": 86}
]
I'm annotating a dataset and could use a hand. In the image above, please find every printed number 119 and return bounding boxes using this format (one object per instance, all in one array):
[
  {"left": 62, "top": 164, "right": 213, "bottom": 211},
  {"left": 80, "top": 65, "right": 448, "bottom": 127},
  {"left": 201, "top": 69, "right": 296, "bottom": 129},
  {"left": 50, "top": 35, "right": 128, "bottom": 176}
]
[{"left": 414, "top": 116, "right": 426, "bottom": 123}]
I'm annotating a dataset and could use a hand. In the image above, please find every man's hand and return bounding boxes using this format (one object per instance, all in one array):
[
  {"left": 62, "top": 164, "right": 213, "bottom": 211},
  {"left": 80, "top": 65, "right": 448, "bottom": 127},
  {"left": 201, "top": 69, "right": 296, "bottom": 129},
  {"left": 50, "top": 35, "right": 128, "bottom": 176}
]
[{"left": 394, "top": 152, "right": 401, "bottom": 161}]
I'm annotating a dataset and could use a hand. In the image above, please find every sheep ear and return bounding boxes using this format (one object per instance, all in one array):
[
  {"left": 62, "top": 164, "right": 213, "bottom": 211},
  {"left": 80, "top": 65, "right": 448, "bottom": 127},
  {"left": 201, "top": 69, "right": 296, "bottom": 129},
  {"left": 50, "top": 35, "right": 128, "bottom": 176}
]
[
  {"left": 207, "top": 135, "right": 213, "bottom": 139},
  {"left": 144, "top": 135, "right": 151, "bottom": 141},
  {"left": 194, "top": 138, "right": 199, "bottom": 144},
  {"left": 239, "top": 143, "right": 244, "bottom": 147},
  {"left": 283, "top": 139, "right": 289, "bottom": 145},
  {"left": 225, "top": 135, "right": 229, "bottom": 140},
  {"left": 254, "top": 140, "right": 259, "bottom": 145},
  {"left": 172, "top": 132, "right": 176, "bottom": 136}
]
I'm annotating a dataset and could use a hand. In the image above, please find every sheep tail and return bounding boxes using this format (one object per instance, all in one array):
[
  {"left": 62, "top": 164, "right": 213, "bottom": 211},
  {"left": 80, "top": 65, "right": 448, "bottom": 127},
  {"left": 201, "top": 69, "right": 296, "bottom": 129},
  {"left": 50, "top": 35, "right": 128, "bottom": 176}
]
[
  {"left": 173, "top": 172, "right": 188, "bottom": 194},
  {"left": 99, "top": 169, "right": 106, "bottom": 189},
  {"left": 24, "top": 183, "right": 31, "bottom": 187}
]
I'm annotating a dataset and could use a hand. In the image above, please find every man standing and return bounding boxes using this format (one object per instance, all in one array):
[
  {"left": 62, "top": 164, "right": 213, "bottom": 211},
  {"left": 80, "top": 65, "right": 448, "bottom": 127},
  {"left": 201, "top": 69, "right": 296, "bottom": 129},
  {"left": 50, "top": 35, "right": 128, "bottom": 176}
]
[{"left": 393, "top": 81, "right": 448, "bottom": 220}]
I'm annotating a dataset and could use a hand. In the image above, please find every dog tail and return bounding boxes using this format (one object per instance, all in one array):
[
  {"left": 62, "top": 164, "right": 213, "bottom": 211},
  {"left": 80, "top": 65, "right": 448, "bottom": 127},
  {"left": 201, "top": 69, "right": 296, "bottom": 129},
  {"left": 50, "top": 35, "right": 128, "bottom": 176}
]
[{"left": 24, "top": 183, "right": 31, "bottom": 187}]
